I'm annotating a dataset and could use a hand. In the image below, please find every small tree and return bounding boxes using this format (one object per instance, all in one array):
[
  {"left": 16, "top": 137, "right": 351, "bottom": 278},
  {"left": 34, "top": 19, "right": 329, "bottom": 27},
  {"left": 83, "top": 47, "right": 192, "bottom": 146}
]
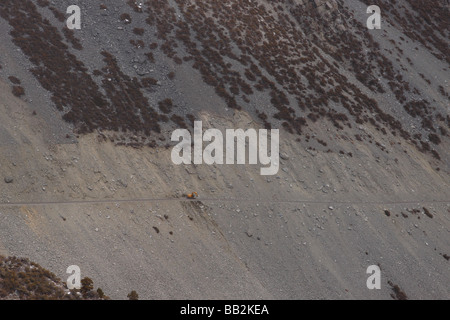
[
  {"left": 80, "top": 277, "right": 94, "bottom": 296},
  {"left": 127, "top": 290, "right": 139, "bottom": 300},
  {"left": 12, "top": 86, "right": 25, "bottom": 97},
  {"left": 97, "top": 288, "right": 105, "bottom": 299}
]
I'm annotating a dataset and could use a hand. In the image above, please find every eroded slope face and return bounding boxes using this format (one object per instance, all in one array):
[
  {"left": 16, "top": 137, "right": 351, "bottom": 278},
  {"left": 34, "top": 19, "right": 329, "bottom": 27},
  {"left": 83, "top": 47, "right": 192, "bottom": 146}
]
[{"left": 0, "top": 0, "right": 449, "bottom": 300}]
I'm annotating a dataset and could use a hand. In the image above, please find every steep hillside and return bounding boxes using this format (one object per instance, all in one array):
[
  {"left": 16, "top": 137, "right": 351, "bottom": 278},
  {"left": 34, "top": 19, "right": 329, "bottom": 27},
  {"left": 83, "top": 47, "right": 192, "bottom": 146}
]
[{"left": 0, "top": 0, "right": 448, "bottom": 299}]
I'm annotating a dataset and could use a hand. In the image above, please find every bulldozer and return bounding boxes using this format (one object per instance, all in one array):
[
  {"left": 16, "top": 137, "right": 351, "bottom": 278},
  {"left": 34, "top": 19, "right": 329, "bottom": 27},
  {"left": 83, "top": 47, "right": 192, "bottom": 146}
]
[{"left": 186, "top": 192, "right": 198, "bottom": 199}]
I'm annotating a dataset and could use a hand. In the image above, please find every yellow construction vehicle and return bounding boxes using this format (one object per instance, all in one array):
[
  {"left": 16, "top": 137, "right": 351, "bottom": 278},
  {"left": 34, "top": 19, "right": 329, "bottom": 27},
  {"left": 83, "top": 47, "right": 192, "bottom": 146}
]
[{"left": 186, "top": 192, "right": 198, "bottom": 199}]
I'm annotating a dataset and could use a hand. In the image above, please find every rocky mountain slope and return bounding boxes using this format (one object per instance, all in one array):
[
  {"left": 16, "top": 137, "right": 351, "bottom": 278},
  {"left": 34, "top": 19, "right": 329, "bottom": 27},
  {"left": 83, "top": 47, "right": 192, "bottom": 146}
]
[{"left": 0, "top": 0, "right": 448, "bottom": 299}]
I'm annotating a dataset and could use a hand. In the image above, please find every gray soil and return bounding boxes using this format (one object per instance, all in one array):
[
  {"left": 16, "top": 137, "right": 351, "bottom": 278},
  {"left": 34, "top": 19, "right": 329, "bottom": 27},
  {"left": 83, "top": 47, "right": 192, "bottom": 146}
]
[{"left": 0, "top": 0, "right": 448, "bottom": 299}]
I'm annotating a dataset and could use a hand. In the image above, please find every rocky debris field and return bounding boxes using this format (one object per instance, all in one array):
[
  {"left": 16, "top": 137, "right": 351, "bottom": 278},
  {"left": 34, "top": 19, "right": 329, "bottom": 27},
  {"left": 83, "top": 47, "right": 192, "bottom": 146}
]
[{"left": 0, "top": 0, "right": 448, "bottom": 299}]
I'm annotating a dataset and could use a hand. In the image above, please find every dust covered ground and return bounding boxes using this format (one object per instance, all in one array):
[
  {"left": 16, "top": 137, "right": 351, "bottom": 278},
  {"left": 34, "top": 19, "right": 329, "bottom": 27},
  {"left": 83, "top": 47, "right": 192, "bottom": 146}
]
[{"left": 0, "top": 0, "right": 449, "bottom": 299}]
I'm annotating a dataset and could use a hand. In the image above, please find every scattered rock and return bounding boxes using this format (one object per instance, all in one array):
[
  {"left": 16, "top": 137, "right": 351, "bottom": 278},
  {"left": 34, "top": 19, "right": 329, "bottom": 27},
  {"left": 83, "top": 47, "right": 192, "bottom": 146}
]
[
  {"left": 136, "top": 68, "right": 149, "bottom": 76},
  {"left": 4, "top": 177, "right": 13, "bottom": 184},
  {"left": 423, "top": 207, "right": 433, "bottom": 219},
  {"left": 280, "top": 153, "right": 290, "bottom": 160},
  {"left": 117, "top": 179, "right": 128, "bottom": 188}
]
